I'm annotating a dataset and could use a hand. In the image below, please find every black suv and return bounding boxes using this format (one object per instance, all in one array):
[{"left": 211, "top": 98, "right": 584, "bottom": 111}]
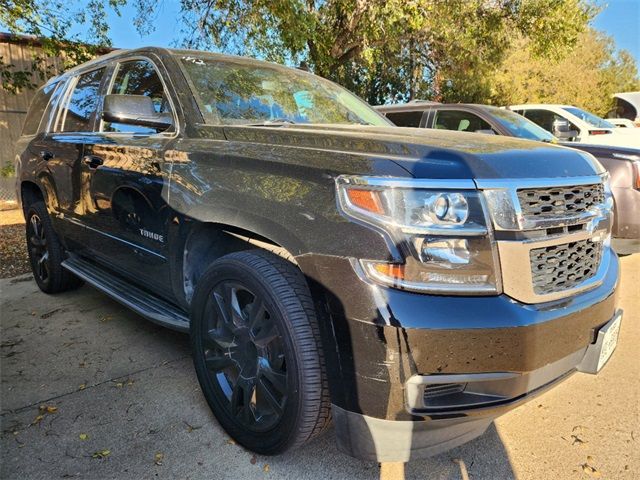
[{"left": 16, "top": 48, "right": 622, "bottom": 462}]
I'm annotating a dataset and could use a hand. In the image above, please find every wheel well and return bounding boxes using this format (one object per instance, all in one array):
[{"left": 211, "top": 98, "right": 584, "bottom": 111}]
[
  {"left": 183, "top": 223, "right": 297, "bottom": 303},
  {"left": 20, "top": 181, "right": 44, "bottom": 213}
]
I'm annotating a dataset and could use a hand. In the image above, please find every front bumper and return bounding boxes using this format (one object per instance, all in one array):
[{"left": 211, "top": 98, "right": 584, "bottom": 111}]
[
  {"left": 334, "top": 306, "right": 621, "bottom": 462},
  {"left": 299, "top": 250, "right": 620, "bottom": 461}
]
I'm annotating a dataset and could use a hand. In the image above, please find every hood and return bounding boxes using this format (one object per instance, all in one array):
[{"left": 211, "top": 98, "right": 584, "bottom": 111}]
[{"left": 218, "top": 124, "right": 605, "bottom": 180}]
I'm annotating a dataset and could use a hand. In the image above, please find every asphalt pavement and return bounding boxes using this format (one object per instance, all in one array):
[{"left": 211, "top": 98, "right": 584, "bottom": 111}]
[{"left": 1, "top": 255, "right": 638, "bottom": 480}]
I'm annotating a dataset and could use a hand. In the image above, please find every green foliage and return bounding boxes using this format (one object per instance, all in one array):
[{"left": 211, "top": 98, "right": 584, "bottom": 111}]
[
  {"left": 490, "top": 29, "right": 640, "bottom": 115},
  {"left": 1, "top": 0, "right": 637, "bottom": 114},
  {"left": 175, "top": 0, "right": 598, "bottom": 104},
  {"left": 0, "top": 0, "right": 126, "bottom": 92}
]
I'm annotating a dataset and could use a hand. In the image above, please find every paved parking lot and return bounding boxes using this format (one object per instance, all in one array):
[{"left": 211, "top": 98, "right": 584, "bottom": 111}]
[{"left": 1, "top": 255, "right": 638, "bottom": 480}]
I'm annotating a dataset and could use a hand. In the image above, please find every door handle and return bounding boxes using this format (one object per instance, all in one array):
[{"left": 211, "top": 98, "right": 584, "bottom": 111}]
[
  {"left": 40, "top": 150, "right": 54, "bottom": 161},
  {"left": 83, "top": 155, "right": 104, "bottom": 169}
]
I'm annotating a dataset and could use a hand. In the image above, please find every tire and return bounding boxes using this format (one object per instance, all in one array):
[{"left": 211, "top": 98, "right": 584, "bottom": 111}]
[
  {"left": 25, "top": 201, "right": 83, "bottom": 294},
  {"left": 190, "top": 250, "right": 331, "bottom": 455}
]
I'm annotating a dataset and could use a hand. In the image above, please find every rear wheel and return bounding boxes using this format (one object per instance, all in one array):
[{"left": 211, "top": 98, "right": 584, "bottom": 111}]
[
  {"left": 190, "top": 250, "right": 330, "bottom": 454},
  {"left": 25, "top": 201, "right": 82, "bottom": 293}
]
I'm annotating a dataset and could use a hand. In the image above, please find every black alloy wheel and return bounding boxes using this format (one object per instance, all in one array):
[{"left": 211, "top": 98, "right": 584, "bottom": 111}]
[
  {"left": 203, "top": 281, "right": 288, "bottom": 432},
  {"left": 27, "top": 213, "right": 50, "bottom": 285},
  {"left": 191, "top": 250, "right": 331, "bottom": 455}
]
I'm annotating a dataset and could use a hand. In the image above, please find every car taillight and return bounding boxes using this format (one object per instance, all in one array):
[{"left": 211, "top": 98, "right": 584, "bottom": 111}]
[{"left": 589, "top": 130, "right": 612, "bottom": 135}]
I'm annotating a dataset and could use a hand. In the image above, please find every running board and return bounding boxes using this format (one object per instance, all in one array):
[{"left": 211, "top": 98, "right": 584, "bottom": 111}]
[{"left": 62, "top": 256, "right": 190, "bottom": 332}]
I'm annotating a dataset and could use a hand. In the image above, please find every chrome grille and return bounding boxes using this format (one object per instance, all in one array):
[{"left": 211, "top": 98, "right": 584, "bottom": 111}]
[
  {"left": 529, "top": 239, "right": 603, "bottom": 295},
  {"left": 517, "top": 184, "right": 604, "bottom": 219}
]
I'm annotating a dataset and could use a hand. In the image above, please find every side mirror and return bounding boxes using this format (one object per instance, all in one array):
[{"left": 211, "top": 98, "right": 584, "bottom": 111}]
[
  {"left": 102, "top": 94, "right": 172, "bottom": 130},
  {"left": 552, "top": 118, "right": 578, "bottom": 140}
]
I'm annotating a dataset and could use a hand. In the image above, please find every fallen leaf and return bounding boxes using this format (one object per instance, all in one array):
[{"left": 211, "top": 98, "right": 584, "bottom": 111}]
[
  {"left": 581, "top": 463, "right": 602, "bottom": 477},
  {"left": 184, "top": 421, "right": 202, "bottom": 433},
  {"left": 250, "top": 455, "right": 257, "bottom": 465},
  {"left": 39, "top": 405, "right": 57, "bottom": 414},
  {"left": 31, "top": 415, "right": 44, "bottom": 425},
  {"left": 92, "top": 449, "right": 111, "bottom": 459},
  {"left": 79, "top": 433, "right": 88, "bottom": 441},
  {"left": 226, "top": 439, "right": 236, "bottom": 445},
  {"left": 154, "top": 452, "right": 164, "bottom": 465},
  {"left": 263, "top": 464, "right": 270, "bottom": 472},
  {"left": 115, "top": 382, "right": 123, "bottom": 388},
  {"left": 78, "top": 384, "right": 86, "bottom": 390},
  {"left": 571, "top": 434, "right": 586, "bottom": 445}
]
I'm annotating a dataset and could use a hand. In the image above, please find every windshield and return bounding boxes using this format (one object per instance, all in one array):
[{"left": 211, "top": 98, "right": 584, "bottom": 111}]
[
  {"left": 179, "top": 56, "right": 390, "bottom": 127},
  {"left": 562, "top": 107, "right": 615, "bottom": 129},
  {"left": 488, "top": 107, "right": 557, "bottom": 142}
]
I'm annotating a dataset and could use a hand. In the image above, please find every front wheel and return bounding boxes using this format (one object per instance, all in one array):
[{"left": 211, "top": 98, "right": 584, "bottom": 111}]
[{"left": 190, "top": 250, "right": 330, "bottom": 455}]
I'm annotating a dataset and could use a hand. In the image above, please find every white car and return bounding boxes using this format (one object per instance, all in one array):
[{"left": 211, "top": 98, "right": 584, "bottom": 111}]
[
  {"left": 509, "top": 103, "right": 640, "bottom": 148},
  {"left": 608, "top": 118, "right": 637, "bottom": 128}
]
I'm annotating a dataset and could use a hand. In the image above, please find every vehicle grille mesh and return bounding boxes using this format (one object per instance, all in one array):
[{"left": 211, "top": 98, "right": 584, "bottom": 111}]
[
  {"left": 517, "top": 184, "right": 604, "bottom": 218},
  {"left": 530, "top": 239, "right": 603, "bottom": 295}
]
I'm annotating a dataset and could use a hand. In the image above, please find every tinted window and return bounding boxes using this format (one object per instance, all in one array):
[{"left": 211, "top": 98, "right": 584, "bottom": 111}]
[
  {"left": 59, "top": 69, "right": 105, "bottom": 132},
  {"left": 523, "top": 109, "right": 578, "bottom": 133},
  {"left": 433, "top": 110, "right": 493, "bottom": 133},
  {"left": 21, "top": 81, "right": 59, "bottom": 135},
  {"left": 104, "top": 60, "right": 172, "bottom": 134},
  {"left": 180, "top": 56, "right": 389, "bottom": 126},
  {"left": 385, "top": 110, "right": 424, "bottom": 127},
  {"left": 486, "top": 107, "right": 556, "bottom": 142}
]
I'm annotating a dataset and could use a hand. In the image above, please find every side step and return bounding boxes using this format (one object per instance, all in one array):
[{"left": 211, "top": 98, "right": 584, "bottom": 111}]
[{"left": 62, "top": 256, "right": 190, "bottom": 332}]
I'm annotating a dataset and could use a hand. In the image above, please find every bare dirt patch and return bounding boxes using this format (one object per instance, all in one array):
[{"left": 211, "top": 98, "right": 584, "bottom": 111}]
[{"left": 0, "top": 209, "right": 29, "bottom": 279}]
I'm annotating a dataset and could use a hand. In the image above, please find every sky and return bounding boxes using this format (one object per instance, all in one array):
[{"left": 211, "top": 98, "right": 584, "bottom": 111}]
[{"left": 592, "top": 0, "right": 640, "bottom": 63}]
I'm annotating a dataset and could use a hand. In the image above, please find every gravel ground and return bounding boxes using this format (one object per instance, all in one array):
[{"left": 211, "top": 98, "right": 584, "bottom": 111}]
[{"left": 0, "top": 209, "right": 30, "bottom": 279}]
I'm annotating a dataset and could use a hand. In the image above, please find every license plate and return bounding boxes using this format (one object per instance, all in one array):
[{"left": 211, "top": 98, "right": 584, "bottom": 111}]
[{"left": 596, "top": 313, "right": 622, "bottom": 372}]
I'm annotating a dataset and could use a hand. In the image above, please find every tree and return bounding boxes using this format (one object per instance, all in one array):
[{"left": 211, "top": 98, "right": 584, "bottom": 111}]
[
  {"left": 490, "top": 28, "right": 640, "bottom": 115},
  {"left": 0, "top": 0, "right": 129, "bottom": 92},
  {"left": 2, "top": 0, "right": 598, "bottom": 103},
  {"left": 176, "top": 0, "right": 597, "bottom": 104}
]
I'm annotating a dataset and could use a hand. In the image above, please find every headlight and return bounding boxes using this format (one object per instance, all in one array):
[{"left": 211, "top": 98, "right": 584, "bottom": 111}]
[{"left": 336, "top": 176, "right": 501, "bottom": 294}]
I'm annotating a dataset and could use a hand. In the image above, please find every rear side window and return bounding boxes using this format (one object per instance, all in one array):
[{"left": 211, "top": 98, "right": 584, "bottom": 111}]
[
  {"left": 103, "top": 59, "right": 172, "bottom": 134},
  {"left": 385, "top": 110, "right": 424, "bottom": 127},
  {"left": 433, "top": 110, "right": 493, "bottom": 133},
  {"left": 523, "top": 109, "right": 578, "bottom": 133},
  {"left": 21, "top": 82, "right": 59, "bottom": 136},
  {"left": 57, "top": 68, "right": 105, "bottom": 132}
]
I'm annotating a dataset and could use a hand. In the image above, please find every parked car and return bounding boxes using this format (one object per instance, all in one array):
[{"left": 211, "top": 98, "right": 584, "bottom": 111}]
[
  {"left": 16, "top": 48, "right": 621, "bottom": 463},
  {"left": 376, "top": 103, "right": 640, "bottom": 255},
  {"left": 508, "top": 103, "right": 640, "bottom": 148},
  {"left": 607, "top": 91, "right": 640, "bottom": 126}
]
